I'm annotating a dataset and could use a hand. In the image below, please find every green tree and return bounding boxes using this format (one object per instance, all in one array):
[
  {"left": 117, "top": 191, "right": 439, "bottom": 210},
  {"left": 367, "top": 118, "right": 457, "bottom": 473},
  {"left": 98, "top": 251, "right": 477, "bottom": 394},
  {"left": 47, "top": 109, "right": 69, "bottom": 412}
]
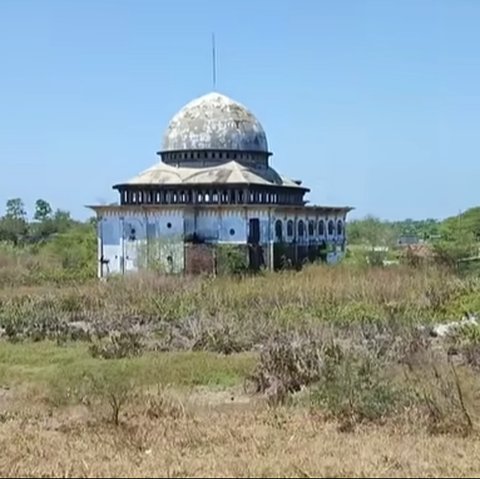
[
  {"left": 51, "top": 209, "right": 75, "bottom": 233},
  {"left": 431, "top": 207, "right": 480, "bottom": 266},
  {"left": 40, "top": 222, "right": 96, "bottom": 277},
  {"left": 347, "top": 216, "right": 395, "bottom": 247},
  {"left": 34, "top": 199, "right": 52, "bottom": 222},
  {"left": 442, "top": 207, "right": 480, "bottom": 241},
  {"left": 0, "top": 198, "right": 28, "bottom": 245},
  {"left": 5, "top": 198, "right": 26, "bottom": 220}
]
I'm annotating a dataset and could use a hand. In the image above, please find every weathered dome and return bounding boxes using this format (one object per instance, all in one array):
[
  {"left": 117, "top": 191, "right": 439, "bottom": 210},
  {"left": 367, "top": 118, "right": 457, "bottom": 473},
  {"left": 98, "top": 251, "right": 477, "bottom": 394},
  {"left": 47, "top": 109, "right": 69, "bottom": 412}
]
[{"left": 161, "top": 92, "right": 269, "bottom": 153}]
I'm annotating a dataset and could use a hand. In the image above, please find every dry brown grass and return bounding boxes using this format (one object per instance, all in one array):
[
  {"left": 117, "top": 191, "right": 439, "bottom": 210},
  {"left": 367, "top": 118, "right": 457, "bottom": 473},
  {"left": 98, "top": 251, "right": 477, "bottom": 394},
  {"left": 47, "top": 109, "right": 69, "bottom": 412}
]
[
  {"left": 0, "top": 264, "right": 473, "bottom": 349},
  {"left": 2, "top": 265, "right": 480, "bottom": 476},
  {"left": 1, "top": 389, "right": 480, "bottom": 478}
]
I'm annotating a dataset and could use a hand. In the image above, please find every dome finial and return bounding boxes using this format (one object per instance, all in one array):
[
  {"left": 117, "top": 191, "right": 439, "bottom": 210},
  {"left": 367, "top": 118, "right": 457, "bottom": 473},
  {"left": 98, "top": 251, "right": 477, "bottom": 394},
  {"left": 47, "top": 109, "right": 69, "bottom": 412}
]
[{"left": 212, "top": 33, "right": 217, "bottom": 91}]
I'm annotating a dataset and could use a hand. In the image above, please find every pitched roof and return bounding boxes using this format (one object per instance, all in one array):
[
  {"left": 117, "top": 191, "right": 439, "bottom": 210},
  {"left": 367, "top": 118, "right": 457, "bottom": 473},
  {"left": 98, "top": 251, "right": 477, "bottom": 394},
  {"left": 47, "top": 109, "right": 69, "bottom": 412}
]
[{"left": 116, "top": 161, "right": 307, "bottom": 189}]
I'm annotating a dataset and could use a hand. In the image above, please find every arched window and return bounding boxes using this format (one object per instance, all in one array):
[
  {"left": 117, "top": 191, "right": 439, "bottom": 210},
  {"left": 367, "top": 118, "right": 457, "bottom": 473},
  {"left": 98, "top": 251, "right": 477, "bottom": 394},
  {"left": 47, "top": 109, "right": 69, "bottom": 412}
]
[
  {"left": 298, "top": 220, "right": 305, "bottom": 237},
  {"left": 308, "top": 220, "right": 315, "bottom": 236},
  {"left": 275, "top": 219, "right": 283, "bottom": 241},
  {"left": 287, "top": 220, "right": 294, "bottom": 237},
  {"left": 337, "top": 220, "right": 343, "bottom": 236},
  {"left": 318, "top": 220, "right": 325, "bottom": 236},
  {"left": 328, "top": 220, "right": 335, "bottom": 236}
]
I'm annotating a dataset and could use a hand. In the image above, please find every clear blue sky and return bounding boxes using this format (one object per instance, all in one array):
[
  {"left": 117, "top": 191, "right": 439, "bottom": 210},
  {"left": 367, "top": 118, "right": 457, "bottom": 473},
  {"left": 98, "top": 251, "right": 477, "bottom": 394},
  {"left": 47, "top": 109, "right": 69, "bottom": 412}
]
[{"left": 1, "top": 0, "right": 479, "bottom": 221}]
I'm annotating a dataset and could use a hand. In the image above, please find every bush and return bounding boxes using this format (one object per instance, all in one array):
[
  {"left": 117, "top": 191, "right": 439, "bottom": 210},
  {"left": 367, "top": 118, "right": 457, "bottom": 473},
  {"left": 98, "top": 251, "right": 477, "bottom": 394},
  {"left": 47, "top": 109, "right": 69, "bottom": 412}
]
[
  {"left": 49, "top": 364, "right": 136, "bottom": 426},
  {"left": 89, "top": 332, "right": 144, "bottom": 360},
  {"left": 142, "top": 385, "right": 187, "bottom": 421},
  {"left": 89, "top": 369, "right": 135, "bottom": 426},
  {"left": 216, "top": 245, "right": 248, "bottom": 275},
  {"left": 245, "top": 331, "right": 327, "bottom": 404},
  {"left": 445, "top": 322, "right": 480, "bottom": 370},
  {"left": 310, "top": 349, "right": 401, "bottom": 428}
]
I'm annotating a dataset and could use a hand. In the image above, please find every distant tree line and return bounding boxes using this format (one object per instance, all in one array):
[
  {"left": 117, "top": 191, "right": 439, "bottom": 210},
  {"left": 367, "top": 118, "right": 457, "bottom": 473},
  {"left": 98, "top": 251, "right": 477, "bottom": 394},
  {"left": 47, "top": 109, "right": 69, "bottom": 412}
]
[
  {"left": 0, "top": 198, "right": 96, "bottom": 283},
  {"left": 347, "top": 208, "right": 480, "bottom": 268},
  {"left": 0, "top": 197, "right": 95, "bottom": 246}
]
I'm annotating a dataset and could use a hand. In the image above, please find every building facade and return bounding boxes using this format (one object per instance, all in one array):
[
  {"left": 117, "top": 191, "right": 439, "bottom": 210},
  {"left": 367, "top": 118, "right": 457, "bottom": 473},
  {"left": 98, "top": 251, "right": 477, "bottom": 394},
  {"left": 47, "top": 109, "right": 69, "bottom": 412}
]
[{"left": 89, "top": 92, "right": 353, "bottom": 277}]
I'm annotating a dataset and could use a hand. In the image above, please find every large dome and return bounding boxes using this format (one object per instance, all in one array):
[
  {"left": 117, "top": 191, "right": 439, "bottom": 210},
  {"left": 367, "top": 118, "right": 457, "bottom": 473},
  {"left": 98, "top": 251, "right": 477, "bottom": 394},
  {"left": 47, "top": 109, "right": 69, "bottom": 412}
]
[{"left": 161, "top": 92, "right": 269, "bottom": 153}]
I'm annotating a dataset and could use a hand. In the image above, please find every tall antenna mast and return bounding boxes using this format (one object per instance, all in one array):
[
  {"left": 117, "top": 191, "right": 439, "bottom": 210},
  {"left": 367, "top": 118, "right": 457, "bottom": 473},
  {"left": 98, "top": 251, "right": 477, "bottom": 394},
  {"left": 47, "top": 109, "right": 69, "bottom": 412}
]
[{"left": 212, "top": 33, "right": 217, "bottom": 90}]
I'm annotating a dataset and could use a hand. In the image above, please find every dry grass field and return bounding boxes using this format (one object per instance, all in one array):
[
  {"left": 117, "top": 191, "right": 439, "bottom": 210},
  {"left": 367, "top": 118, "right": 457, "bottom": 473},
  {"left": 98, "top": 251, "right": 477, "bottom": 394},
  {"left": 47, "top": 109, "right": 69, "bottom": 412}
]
[
  {"left": 2, "top": 265, "right": 480, "bottom": 477},
  {"left": 2, "top": 394, "right": 480, "bottom": 478}
]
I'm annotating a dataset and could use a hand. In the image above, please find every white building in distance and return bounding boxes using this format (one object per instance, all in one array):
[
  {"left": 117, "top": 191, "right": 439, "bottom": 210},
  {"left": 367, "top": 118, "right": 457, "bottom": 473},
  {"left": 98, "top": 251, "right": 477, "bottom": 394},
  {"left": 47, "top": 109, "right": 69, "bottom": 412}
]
[{"left": 89, "top": 92, "right": 353, "bottom": 277}]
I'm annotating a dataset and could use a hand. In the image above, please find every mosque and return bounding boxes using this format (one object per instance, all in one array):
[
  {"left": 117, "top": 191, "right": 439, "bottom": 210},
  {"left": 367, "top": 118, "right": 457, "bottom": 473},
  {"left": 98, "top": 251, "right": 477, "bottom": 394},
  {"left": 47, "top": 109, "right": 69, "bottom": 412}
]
[{"left": 89, "top": 91, "right": 353, "bottom": 277}]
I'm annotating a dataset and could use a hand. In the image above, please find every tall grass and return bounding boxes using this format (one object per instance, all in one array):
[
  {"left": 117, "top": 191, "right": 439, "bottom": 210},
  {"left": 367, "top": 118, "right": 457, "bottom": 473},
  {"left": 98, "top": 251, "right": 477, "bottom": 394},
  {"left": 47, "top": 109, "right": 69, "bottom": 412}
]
[
  {"left": 0, "top": 263, "right": 476, "bottom": 352},
  {"left": 0, "top": 263, "right": 471, "bottom": 318}
]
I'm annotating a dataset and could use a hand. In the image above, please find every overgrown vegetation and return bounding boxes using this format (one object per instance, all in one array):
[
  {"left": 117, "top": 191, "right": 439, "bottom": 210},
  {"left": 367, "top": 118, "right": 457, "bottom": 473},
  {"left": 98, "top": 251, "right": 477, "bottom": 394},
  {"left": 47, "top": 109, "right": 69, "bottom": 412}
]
[
  {"left": 0, "top": 265, "right": 474, "bottom": 349},
  {"left": 3, "top": 198, "right": 480, "bottom": 475},
  {"left": 215, "top": 244, "right": 249, "bottom": 275},
  {"left": 310, "top": 348, "right": 401, "bottom": 428},
  {"left": 0, "top": 198, "right": 96, "bottom": 285},
  {"left": 347, "top": 208, "right": 480, "bottom": 268}
]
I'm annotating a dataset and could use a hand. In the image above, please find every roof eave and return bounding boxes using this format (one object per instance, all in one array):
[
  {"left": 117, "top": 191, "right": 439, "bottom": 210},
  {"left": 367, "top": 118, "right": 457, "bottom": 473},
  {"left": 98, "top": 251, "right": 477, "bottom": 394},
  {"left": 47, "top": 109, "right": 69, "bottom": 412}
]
[{"left": 113, "top": 182, "right": 309, "bottom": 191}]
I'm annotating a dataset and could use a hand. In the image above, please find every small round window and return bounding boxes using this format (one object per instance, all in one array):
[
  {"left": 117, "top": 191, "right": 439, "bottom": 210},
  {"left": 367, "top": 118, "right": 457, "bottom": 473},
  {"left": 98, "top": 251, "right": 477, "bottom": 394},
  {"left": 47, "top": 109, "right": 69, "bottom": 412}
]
[
  {"left": 167, "top": 222, "right": 172, "bottom": 229},
  {"left": 229, "top": 228, "right": 235, "bottom": 236}
]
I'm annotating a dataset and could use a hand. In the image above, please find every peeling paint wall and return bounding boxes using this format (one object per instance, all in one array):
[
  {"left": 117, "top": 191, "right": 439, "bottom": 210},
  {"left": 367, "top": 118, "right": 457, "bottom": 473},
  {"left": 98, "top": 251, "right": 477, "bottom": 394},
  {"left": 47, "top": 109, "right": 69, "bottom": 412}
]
[
  {"left": 193, "top": 210, "right": 247, "bottom": 243},
  {"left": 96, "top": 207, "right": 348, "bottom": 277},
  {"left": 98, "top": 210, "right": 185, "bottom": 277}
]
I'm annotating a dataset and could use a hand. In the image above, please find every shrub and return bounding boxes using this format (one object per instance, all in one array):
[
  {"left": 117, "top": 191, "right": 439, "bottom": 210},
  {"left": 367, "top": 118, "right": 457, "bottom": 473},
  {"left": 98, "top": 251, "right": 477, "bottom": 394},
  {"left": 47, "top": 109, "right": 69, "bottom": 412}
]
[
  {"left": 444, "top": 322, "right": 480, "bottom": 370},
  {"left": 49, "top": 365, "right": 136, "bottom": 426},
  {"left": 245, "top": 331, "right": 327, "bottom": 404},
  {"left": 142, "top": 385, "right": 187, "bottom": 421},
  {"left": 310, "top": 349, "right": 401, "bottom": 428},
  {"left": 216, "top": 245, "right": 248, "bottom": 275},
  {"left": 89, "top": 332, "right": 144, "bottom": 360},
  {"left": 191, "top": 322, "right": 249, "bottom": 355},
  {"left": 86, "top": 368, "right": 136, "bottom": 426}
]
